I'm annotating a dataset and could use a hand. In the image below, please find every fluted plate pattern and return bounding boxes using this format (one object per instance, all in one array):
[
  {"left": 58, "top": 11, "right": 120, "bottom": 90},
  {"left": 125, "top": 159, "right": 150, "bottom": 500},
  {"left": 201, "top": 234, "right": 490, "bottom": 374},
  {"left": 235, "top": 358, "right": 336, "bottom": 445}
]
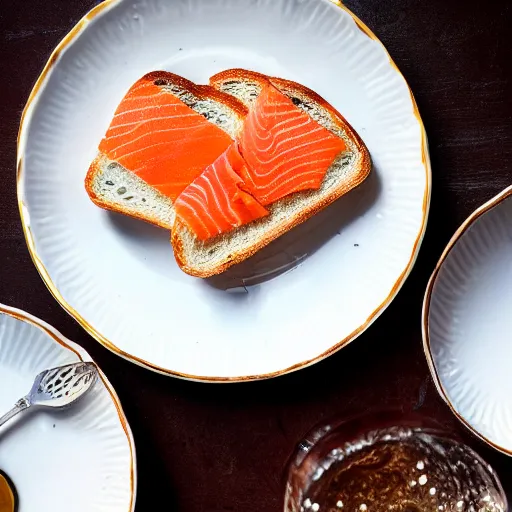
[
  {"left": 426, "top": 188, "right": 512, "bottom": 454},
  {"left": 0, "top": 305, "right": 135, "bottom": 511},
  {"left": 18, "top": 0, "right": 430, "bottom": 380}
]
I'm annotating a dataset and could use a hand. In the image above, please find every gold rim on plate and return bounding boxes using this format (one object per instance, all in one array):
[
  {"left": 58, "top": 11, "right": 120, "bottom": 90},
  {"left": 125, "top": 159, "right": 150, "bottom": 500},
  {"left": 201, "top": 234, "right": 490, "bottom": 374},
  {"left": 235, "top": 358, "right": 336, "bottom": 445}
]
[
  {"left": 422, "top": 185, "right": 512, "bottom": 456},
  {"left": 16, "top": 0, "right": 432, "bottom": 382},
  {"left": 0, "top": 303, "right": 137, "bottom": 510}
]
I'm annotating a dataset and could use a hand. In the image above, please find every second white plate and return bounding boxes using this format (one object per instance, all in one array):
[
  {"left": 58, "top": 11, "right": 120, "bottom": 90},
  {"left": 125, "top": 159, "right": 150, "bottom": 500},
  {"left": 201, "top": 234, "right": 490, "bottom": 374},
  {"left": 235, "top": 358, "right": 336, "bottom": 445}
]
[
  {"left": 424, "top": 186, "right": 512, "bottom": 455},
  {"left": 18, "top": 0, "right": 430, "bottom": 380}
]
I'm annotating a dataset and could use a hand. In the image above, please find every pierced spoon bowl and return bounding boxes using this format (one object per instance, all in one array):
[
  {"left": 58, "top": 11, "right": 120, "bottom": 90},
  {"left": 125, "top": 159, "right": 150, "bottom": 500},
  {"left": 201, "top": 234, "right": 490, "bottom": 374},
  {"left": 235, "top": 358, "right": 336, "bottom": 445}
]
[{"left": 0, "top": 362, "right": 98, "bottom": 429}]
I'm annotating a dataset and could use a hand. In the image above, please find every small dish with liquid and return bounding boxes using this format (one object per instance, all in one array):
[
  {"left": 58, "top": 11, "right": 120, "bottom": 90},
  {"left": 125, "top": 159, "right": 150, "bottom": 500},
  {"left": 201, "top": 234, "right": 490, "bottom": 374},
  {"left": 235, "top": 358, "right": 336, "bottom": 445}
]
[{"left": 0, "top": 470, "right": 17, "bottom": 512}]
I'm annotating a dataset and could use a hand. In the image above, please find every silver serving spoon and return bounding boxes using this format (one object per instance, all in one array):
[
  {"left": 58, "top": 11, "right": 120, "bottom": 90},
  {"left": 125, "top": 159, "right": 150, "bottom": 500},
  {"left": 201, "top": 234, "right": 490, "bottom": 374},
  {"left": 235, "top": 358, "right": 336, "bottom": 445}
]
[{"left": 0, "top": 362, "right": 98, "bottom": 428}]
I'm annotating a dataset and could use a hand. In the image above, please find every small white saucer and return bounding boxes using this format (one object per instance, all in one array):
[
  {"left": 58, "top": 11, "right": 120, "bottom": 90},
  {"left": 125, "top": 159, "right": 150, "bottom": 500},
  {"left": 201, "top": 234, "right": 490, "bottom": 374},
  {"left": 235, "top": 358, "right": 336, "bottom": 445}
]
[{"left": 0, "top": 304, "right": 136, "bottom": 511}]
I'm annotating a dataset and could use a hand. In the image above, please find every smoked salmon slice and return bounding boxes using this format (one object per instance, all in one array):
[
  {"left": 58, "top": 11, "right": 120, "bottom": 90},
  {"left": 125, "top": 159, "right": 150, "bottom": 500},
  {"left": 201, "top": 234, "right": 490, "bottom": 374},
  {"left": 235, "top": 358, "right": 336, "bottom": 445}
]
[
  {"left": 175, "top": 144, "right": 269, "bottom": 240},
  {"left": 237, "top": 83, "right": 346, "bottom": 205},
  {"left": 98, "top": 79, "right": 234, "bottom": 201}
]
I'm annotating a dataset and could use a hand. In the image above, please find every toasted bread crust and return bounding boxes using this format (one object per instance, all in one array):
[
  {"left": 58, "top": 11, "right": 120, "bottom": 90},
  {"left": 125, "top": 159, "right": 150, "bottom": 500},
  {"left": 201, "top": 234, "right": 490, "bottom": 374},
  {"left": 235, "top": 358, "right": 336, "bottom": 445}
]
[
  {"left": 209, "top": 68, "right": 268, "bottom": 97},
  {"left": 85, "top": 71, "right": 248, "bottom": 229},
  {"left": 145, "top": 70, "right": 249, "bottom": 119},
  {"left": 173, "top": 70, "right": 372, "bottom": 277}
]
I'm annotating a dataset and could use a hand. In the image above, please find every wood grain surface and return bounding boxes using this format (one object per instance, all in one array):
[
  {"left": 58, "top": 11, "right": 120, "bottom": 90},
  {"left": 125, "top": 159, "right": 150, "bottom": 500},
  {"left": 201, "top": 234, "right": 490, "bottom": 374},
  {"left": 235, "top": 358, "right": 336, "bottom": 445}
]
[{"left": 0, "top": 0, "right": 511, "bottom": 510}]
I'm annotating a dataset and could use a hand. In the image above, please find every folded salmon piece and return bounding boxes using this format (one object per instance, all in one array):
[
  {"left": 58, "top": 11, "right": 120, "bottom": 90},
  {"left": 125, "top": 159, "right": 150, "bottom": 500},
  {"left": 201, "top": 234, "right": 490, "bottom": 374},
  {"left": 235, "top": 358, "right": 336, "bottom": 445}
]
[{"left": 174, "top": 144, "right": 268, "bottom": 240}]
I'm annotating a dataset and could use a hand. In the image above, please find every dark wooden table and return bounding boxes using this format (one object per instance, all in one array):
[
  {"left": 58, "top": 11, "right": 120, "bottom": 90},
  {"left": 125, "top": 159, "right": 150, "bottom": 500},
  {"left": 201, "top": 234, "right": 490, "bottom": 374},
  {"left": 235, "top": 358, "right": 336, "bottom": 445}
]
[{"left": 1, "top": 0, "right": 511, "bottom": 510}]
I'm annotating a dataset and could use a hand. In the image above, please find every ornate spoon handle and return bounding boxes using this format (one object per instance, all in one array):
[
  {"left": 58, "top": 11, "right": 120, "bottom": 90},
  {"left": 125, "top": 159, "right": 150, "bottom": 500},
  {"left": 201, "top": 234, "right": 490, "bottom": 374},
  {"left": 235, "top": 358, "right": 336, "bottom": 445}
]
[{"left": 0, "top": 397, "right": 30, "bottom": 428}]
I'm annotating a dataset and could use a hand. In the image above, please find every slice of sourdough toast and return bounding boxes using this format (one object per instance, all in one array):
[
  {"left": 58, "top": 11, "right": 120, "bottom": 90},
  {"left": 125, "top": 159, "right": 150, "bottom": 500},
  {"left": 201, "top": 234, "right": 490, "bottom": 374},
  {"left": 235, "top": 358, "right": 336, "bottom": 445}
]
[
  {"left": 171, "top": 69, "right": 371, "bottom": 277},
  {"left": 85, "top": 71, "right": 248, "bottom": 230}
]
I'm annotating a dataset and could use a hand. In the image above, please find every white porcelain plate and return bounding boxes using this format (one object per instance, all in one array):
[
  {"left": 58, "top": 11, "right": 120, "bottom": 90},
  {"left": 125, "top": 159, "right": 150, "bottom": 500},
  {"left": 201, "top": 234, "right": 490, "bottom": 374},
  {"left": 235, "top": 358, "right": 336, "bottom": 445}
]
[
  {"left": 18, "top": 0, "right": 430, "bottom": 381},
  {"left": 0, "top": 304, "right": 136, "bottom": 511},
  {"left": 424, "top": 186, "right": 512, "bottom": 455}
]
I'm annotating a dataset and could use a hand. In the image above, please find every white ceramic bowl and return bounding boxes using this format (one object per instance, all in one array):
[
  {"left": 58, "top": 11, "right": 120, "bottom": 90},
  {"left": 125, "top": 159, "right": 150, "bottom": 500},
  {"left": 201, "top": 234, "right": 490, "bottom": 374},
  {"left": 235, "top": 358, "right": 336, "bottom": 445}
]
[
  {"left": 17, "top": 0, "right": 430, "bottom": 381},
  {"left": 0, "top": 304, "right": 136, "bottom": 511},
  {"left": 423, "top": 186, "right": 512, "bottom": 455}
]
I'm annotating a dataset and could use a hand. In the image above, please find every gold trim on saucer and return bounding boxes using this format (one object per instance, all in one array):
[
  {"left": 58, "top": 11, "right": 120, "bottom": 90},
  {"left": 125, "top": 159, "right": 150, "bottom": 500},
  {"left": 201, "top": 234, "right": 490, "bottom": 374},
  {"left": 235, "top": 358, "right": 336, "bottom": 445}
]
[
  {"left": 0, "top": 304, "right": 137, "bottom": 510},
  {"left": 422, "top": 185, "right": 512, "bottom": 456},
  {"left": 16, "top": 0, "right": 431, "bottom": 382}
]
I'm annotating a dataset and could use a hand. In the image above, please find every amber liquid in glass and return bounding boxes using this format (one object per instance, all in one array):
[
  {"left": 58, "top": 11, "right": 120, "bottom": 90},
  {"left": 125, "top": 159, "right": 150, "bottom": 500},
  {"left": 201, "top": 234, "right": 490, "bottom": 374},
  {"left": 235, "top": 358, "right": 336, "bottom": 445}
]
[{"left": 289, "top": 426, "right": 506, "bottom": 512}]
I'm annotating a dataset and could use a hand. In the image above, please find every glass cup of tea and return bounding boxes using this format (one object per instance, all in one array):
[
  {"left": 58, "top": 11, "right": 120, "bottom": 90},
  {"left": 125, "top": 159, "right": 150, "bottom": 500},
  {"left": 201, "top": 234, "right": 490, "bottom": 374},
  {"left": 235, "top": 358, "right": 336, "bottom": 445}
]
[{"left": 284, "top": 412, "right": 507, "bottom": 512}]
